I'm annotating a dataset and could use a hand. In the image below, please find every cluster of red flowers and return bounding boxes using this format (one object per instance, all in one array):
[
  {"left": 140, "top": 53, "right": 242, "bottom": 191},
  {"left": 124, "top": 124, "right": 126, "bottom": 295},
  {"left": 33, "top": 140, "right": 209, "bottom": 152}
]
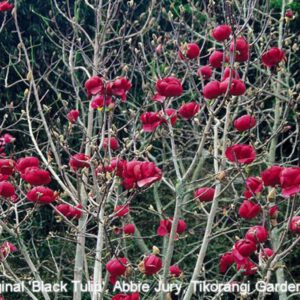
[
  {"left": 96, "top": 158, "right": 163, "bottom": 190},
  {"left": 219, "top": 164, "right": 300, "bottom": 276},
  {"left": 0, "top": 155, "right": 85, "bottom": 220},
  {"left": 220, "top": 225, "right": 270, "bottom": 275},
  {"left": 140, "top": 102, "right": 200, "bottom": 132},
  {"left": 84, "top": 75, "right": 132, "bottom": 110}
]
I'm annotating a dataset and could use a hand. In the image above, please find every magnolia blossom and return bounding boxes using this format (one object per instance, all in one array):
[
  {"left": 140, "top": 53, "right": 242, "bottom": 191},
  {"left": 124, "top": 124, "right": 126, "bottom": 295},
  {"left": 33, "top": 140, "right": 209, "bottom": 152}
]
[
  {"left": 155, "top": 77, "right": 183, "bottom": 98},
  {"left": 261, "top": 166, "right": 283, "bottom": 187},
  {"left": 209, "top": 51, "right": 228, "bottom": 68},
  {"left": 21, "top": 167, "right": 51, "bottom": 186},
  {"left": 169, "top": 265, "right": 182, "bottom": 277},
  {"left": 27, "top": 186, "right": 57, "bottom": 204},
  {"left": 230, "top": 37, "right": 249, "bottom": 62},
  {"left": 121, "top": 161, "right": 162, "bottom": 190},
  {"left": 219, "top": 252, "right": 235, "bottom": 273},
  {"left": 85, "top": 76, "right": 104, "bottom": 97},
  {"left": 238, "top": 200, "right": 261, "bottom": 219},
  {"left": 212, "top": 25, "right": 232, "bottom": 41},
  {"left": 225, "top": 144, "right": 256, "bottom": 164},
  {"left": 245, "top": 226, "right": 268, "bottom": 244},
  {"left": 142, "top": 254, "right": 162, "bottom": 275},
  {"left": 178, "top": 43, "right": 200, "bottom": 60},
  {"left": 194, "top": 187, "right": 215, "bottom": 202},
  {"left": 203, "top": 81, "right": 222, "bottom": 99},
  {"left": 67, "top": 110, "right": 80, "bottom": 123},
  {"left": 69, "top": 153, "right": 90, "bottom": 171},
  {"left": 55, "top": 204, "right": 82, "bottom": 219},
  {"left": 234, "top": 115, "right": 256, "bottom": 132},
  {"left": 178, "top": 102, "right": 200, "bottom": 120},
  {"left": 261, "top": 48, "right": 285, "bottom": 67},
  {"left": 106, "top": 257, "right": 128, "bottom": 284},
  {"left": 0, "top": 181, "right": 15, "bottom": 198},
  {"left": 16, "top": 157, "right": 40, "bottom": 173},
  {"left": 279, "top": 167, "right": 300, "bottom": 197},
  {"left": 140, "top": 112, "right": 161, "bottom": 132}
]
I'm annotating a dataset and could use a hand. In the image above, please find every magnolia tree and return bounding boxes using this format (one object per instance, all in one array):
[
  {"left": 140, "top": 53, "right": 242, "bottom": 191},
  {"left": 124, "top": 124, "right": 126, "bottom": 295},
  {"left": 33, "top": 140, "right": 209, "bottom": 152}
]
[{"left": 0, "top": 0, "right": 299, "bottom": 299}]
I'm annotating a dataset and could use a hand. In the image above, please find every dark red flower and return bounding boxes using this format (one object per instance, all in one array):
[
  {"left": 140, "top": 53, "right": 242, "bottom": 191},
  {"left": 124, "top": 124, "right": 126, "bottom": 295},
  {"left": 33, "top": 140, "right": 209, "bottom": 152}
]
[
  {"left": 121, "top": 161, "right": 162, "bottom": 190},
  {"left": 114, "top": 205, "right": 130, "bottom": 217},
  {"left": 280, "top": 167, "right": 300, "bottom": 197},
  {"left": 244, "top": 177, "right": 263, "bottom": 199},
  {"left": 194, "top": 187, "right": 215, "bottom": 202},
  {"left": 222, "top": 67, "right": 240, "bottom": 81},
  {"left": 262, "top": 48, "right": 285, "bottom": 68},
  {"left": 261, "top": 166, "right": 283, "bottom": 187},
  {"left": 123, "top": 224, "right": 135, "bottom": 235},
  {"left": 233, "top": 239, "right": 256, "bottom": 257},
  {"left": 85, "top": 76, "right": 104, "bottom": 97},
  {"left": 156, "top": 77, "right": 183, "bottom": 98},
  {"left": 197, "top": 65, "right": 212, "bottom": 80},
  {"left": 0, "top": 181, "right": 15, "bottom": 198},
  {"left": 0, "top": 1, "right": 13, "bottom": 12},
  {"left": 225, "top": 144, "right": 256, "bottom": 164},
  {"left": 178, "top": 43, "right": 200, "bottom": 60},
  {"left": 69, "top": 153, "right": 90, "bottom": 171},
  {"left": 219, "top": 79, "right": 246, "bottom": 96},
  {"left": 110, "top": 77, "right": 132, "bottom": 101},
  {"left": 170, "top": 265, "right": 182, "bottom": 277},
  {"left": 27, "top": 186, "right": 57, "bottom": 204},
  {"left": 91, "top": 94, "right": 113, "bottom": 110},
  {"left": 102, "top": 137, "right": 119, "bottom": 151},
  {"left": 178, "top": 102, "right": 200, "bottom": 120},
  {"left": 234, "top": 115, "right": 256, "bottom": 132},
  {"left": 219, "top": 252, "right": 235, "bottom": 273},
  {"left": 67, "top": 110, "right": 80, "bottom": 123},
  {"left": 140, "top": 112, "right": 161, "bottom": 132},
  {"left": 209, "top": 51, "right": 228, "bottom": 68},
  {"left": 143, "top": 254, "right": 162, "bottom": 275},
  {"left": 55, "top": 204, "right": 82, "bottom": 219},
  {"left": 212, "top": 25, "right": 232, "bottom": 42},
  {"left": 0, "top": 159, "right": 15, "bottom": 176},
  {"left": 290, "top": 216, "right": 300, "bottom": 234},
  {"left": 238, "top": 200, "right": 261, "bottom": 219},
  {"left": 106, "top": 257, "right": 127, "bottom": 284},
  {"left": 230, "top": 37, "right": 249, "bottom": 62},
  {"left": 245, "top": 226, "right": 268, "bottom": 244},
  {"left": 203, "top": 81, "right": 222, "bottom": 99},
  {"left": 16, "top": 157, "right": 40, "bottom": 173},
  {"left": 236, "top": 259, "right": 257, "bottom": 275},
  {"left": 21, "top": 167, "right": 51, "bottom": 186}
]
